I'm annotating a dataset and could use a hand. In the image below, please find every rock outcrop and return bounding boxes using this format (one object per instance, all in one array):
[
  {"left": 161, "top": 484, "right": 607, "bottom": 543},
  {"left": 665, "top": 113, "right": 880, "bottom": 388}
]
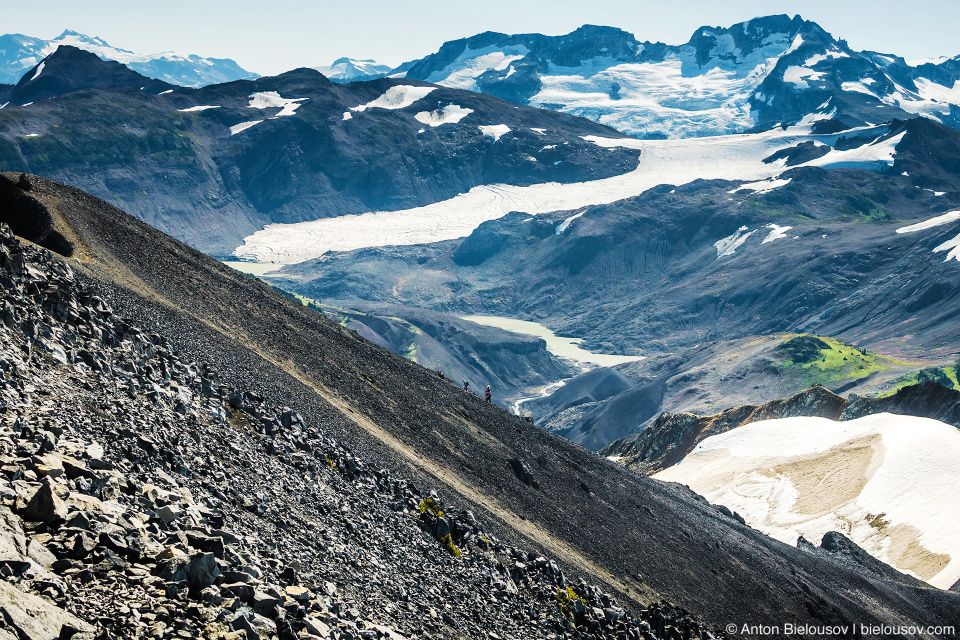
[{"left": 841, "top": 382, "right": 960, "bottom": 428}]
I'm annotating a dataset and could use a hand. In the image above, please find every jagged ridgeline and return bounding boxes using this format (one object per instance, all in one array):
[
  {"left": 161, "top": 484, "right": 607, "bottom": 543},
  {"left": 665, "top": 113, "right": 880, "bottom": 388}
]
[{"left": 1, "top": 174, "right": 959, "bottom": 637}]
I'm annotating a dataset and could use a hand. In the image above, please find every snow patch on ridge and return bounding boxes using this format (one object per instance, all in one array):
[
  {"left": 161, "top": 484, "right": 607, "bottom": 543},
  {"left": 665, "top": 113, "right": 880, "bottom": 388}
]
[
  {"left": 178, "top": 105, "right": 220, "bottom": 112},
  {"left": 714, "top": 226, "right": 756, "bottom": 258},
  {"left": 230, "top": 120, "right": 263, "bottom": 135},
  {"left": 414, "top": 104, "right": 473, "bottom": 127},
  {"left": 351, "top": 85, "right": 436, "bottom": 112},
  {"left": 783, "top": 66, "right": 825, "bottom": 89},
  {"left": 479, "top": 124, "right": 511, "bottom": 142},
  {"left": 897, "top": 210, "right": 960, "bottom": 234},
  {"left": 934, "top": 233, "right": 960, "bottom": 262},
  {"left": 29, "top": 61, "right": 45, "bottom": 82},
  {"left": 556, "top": 211, "right": 586, "bottom": 235},
  {"left": 761, "top": 223, "right": 792, "bottom": 244},
  {"left": 248, "top": 91, "right": 307, "bottom": 117},
  {"left": 729, "top": 178, "right": 792, "bottom": 194}
]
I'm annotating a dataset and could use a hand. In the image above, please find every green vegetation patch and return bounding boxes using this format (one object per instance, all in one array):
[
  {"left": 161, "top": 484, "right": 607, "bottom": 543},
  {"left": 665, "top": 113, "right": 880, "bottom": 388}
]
[
  {"left": 883, "top": 365, "right": 959, "bottom": 396},
  {"left": 778, "top": 334, "right": 895, "bottom": 386},
  {"left": 777, "top": 335, "right": 830, "bottom": 364}
]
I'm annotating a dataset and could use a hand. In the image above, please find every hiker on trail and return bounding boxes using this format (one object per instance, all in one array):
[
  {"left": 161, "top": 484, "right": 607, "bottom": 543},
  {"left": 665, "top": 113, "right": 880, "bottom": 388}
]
[
  {"left": 463, "top": 380, "right": 469, "bottom": 391},
  {"left": 485, "top": 386, "right": 492, "bottom": 402}
]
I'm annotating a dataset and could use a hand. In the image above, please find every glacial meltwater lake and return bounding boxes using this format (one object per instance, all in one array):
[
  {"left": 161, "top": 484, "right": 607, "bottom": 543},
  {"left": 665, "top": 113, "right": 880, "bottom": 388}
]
[{"left": 460, "top": 315, "right": 644, "bottom": 367}]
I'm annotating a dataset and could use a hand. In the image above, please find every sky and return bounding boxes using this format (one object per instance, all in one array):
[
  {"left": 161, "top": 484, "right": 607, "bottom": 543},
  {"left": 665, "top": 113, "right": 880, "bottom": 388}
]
[{"left": 7, "top": 0, "right": 959, "bottom": 75}]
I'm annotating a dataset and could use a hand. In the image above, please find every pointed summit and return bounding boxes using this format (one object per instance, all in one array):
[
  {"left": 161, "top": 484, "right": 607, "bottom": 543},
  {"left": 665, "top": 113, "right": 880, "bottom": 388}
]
[{"left": 10, "top": 45, "right": 171, "bottom": 105}]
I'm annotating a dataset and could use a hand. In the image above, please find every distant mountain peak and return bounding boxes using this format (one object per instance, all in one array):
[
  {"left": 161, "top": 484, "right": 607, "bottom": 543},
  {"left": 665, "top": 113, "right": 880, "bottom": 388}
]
[
  {"left": 9, "top": 45, "right": 171, "bottom": 104},
  {"left": 314, "top": 57, "right": 391, "bottom": 83},
  {"left": 396, "top": 14, "right": 960, "bottom": 138},
  {"left": 0, "top": 29, "right": 258, "bottom": 87}
]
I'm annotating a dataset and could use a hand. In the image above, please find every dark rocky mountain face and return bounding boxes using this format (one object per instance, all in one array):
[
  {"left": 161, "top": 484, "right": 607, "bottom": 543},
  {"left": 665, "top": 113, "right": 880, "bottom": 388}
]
[
  {"left": 7, "top": 46, "right": 172, "bottom": 105},
  {"left": 0, "top": 50, "right": 637, "bottom": 255},
  {"left": 396, "top": 15, "right": 960, "bottom": 138},
  {"left": 4, "top": 173, "right": 959, "bottom": 636}
]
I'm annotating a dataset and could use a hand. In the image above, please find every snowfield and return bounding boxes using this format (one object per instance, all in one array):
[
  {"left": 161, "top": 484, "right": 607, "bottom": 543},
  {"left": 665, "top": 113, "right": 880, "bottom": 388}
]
[
  {"left": 233, "top": 123, "right": 906, "bottom": 265},
  {"left": 351, "top": 85, "right": 436, "bottom": 112},
  {"left": 424, "top": 44, "right": 530, "bottom": 91},
  {"left": 897, "top": 210, "right": 960, "bottom": 234},
  {"left": 654, "top": 413, "right": 960, "bottom": 589},
  {"left": 761, "top": 223, "right": 793, "bottom": 244},
  {"left": 729, "top": 177, "right": 792, "bottom": 194},
  {"left": 414, "top": 104, "right": 473, "bottom": 127},
  {"left": 897, "top": 210, "right": 960, "bottom": 262},
  {"left": 178, "top": 105, "right": 220, "bottom": 112},
  {"left": 229, "top": 120, "right": 263, "bottom": 135},
  {"left": 478, "top": 124, "right": 511, "bottom": 142},
  {"left": 714, "top": 226, "right": 756, "bottom": 258},
  {"left": 248, "top": 91, "right": 307, "bottom": 117},
  {"left": 29, "top": 61, "right": 45, "bottom": 82}
]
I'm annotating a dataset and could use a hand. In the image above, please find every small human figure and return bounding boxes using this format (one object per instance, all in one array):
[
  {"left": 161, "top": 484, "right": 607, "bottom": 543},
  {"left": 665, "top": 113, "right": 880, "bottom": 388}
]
[
  {"left": 485, "top": 386, "right": 492, "bottom": 402},
  {"left": 463, "top": 380, "right": 469, "bottom": 391}
]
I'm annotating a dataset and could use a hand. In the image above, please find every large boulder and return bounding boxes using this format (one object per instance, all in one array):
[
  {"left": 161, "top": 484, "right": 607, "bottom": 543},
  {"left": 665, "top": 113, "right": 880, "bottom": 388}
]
[{"left": 20, "top": 478, "right": 68, "bottom": 523}]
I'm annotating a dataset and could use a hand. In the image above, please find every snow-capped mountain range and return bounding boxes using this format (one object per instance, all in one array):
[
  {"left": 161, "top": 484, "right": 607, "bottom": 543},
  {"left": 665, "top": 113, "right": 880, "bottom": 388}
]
[
  {"left": 375, "top": 15, "right": 960, "bottom": 139},
  {"left": 0, "top": 29, "right": 258, "bottom": 87},
  {"left": 313, "top": 57, "right": 392, "bottom": 83}
]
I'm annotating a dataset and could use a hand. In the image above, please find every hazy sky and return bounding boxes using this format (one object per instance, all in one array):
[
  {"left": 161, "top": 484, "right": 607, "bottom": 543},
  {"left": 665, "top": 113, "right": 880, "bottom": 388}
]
[{"left": 7, "top": 1, "right": 959, "bottom": 75}]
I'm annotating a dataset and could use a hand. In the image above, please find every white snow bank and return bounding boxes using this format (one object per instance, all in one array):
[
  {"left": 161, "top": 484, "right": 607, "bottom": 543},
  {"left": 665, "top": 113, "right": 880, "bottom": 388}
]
[
  {"left": 424, "top": 44, "right": 529, "bottom": 92},
  {"left": 655, "top": 413, "right": 960, "bottom": 589},
  {"left": 414, "top": 104, "right": 473, "bottom": 127},
  {"left": 783, "top": 66, "right": 825, "bottom": 90},
  {"left": 805, "top": 131, "right": 905, "bottom": 170},
  {"left": 897, "top": 210, "right": 960, "bottom": 234},
  {"left": 934, "top": 232, "right": 960, "bottom": 262},
  {"left": 351, "top": 85, "right": 436, "bottom": 112},
  {"left": 842, "top": 81, "right": 880, "bottom": 98},
  {"left": 556, "top": 210, "right": 586, "bottom": 234},
  {"left": 29, "top": 62, "right": 45, "bottom": 82},
  {"left": 178, "top": 105, "right": 220, "bottom": 112},
  {"left": 714, "top": 226, "right": 755, "bottom": 258},
  {"left": 729, "top": 177, "right": 792, "bottom": 194},
  {"left": 761, "top": 223, "right": 792, "bottom": 244},
  {"left": 479, "top": 124, "right": 511, "bottom": 142},
  {"left": 230, "top": 120, "right": 263, "bottom": 135},
  {"left": 248, "top": 91, "right": 306, "bottom": 117}
]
